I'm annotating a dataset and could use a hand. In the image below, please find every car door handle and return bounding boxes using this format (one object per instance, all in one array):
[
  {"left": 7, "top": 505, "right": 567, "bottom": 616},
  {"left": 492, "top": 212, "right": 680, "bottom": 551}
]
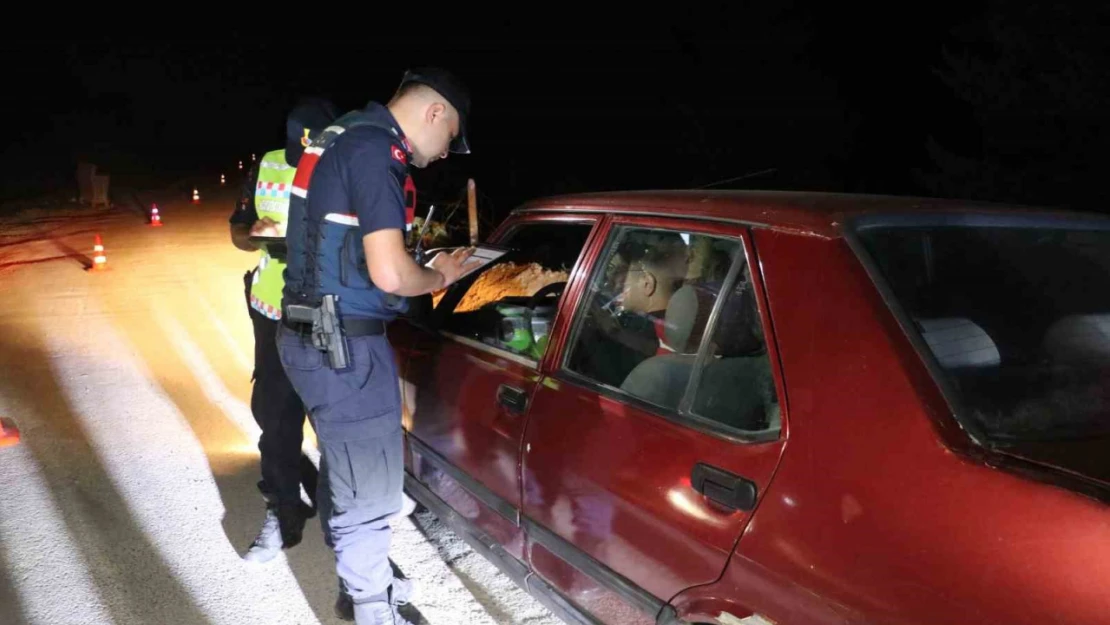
[
  {"left": 497, "top": 384, "right": 528, "bottom": 414},
  {"left": 691, "top": 463, "right": 757, "bottom": 512}
]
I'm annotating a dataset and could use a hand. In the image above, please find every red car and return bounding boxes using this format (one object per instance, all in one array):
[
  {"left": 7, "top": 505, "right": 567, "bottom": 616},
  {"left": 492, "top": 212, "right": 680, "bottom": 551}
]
[{"left": 389, "top": 190, "right": 1110, "bottom": 625}]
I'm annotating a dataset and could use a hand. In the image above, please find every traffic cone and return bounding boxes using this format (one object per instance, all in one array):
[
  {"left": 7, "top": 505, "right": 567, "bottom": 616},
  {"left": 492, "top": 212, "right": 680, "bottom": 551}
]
[
  {"left": 192, "top": 187, "right": 200, "bottom": 204},
  {"left": 150, "top": 204, "right": 163, "bottom": 227},
  {"left": 91, "top": 234, "right": 107, "bottom": 271},
  {"left": 0, "top": 417, "right": 20, "bottom": 448}
]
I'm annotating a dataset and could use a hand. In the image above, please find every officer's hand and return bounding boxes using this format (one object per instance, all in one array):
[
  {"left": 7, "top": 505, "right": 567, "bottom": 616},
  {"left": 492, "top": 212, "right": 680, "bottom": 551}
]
[
  {"left": 428, "top": 246, "right": 481, "bottom": 288},
  {"left": 250, "top": 217, "right": 281, "bottom": 237}
]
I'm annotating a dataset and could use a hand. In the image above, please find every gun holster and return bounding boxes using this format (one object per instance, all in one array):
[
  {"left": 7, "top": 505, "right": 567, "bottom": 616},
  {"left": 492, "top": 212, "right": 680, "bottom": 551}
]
[{"left": 285, "top": 294, "right": 351, "bottom": 371}]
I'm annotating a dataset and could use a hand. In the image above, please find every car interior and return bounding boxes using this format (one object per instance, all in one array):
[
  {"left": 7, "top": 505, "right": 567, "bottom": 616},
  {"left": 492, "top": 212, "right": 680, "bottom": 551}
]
[
  {"left": 434, "top": 222, "right": 592, "bottom": 361},
  {"left": 858, "top": 224, "right": 1110, "bottom": 448}
]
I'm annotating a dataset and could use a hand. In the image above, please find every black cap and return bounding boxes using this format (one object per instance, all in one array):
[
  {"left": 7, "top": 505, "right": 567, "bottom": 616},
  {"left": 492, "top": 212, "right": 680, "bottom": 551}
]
[
  {"left": 398, "top": 67, "right": 471, "bottom": 154},
  {"left": 285, "top": 97, "right": 338, "bottom": 167}
]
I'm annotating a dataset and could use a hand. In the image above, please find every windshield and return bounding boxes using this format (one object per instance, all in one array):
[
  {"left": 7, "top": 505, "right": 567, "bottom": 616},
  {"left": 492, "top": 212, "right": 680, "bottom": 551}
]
[{"left": 852, "top": 216, "right": 1110, "bottom": 477}]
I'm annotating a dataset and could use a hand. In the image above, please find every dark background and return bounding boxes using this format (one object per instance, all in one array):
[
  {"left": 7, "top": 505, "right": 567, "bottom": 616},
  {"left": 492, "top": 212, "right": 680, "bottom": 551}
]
[{"left": 3, "top": 5, "right": 1107, "bottom": 229}]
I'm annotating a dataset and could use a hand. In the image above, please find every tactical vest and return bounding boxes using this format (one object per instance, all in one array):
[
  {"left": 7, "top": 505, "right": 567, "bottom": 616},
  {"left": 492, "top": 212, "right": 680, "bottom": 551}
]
[
  {"left": 282, "top": 107, "right": 415, "bottom": 321},
  {"left": 249, "top": 149, "right": 296, "bottom": 319}
]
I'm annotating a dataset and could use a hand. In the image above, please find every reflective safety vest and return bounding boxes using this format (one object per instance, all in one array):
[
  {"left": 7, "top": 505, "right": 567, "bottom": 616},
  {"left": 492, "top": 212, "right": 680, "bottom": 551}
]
[{"left": 249, "top": 149, "right": 295, "bottom": 319}]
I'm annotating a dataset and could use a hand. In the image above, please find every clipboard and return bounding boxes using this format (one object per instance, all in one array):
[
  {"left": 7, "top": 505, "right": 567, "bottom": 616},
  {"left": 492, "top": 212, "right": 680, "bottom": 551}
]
[
  {"left": 424, "top": 243, "right": 511, "bottom": 281},
  {"left": 249, "top": 235, "right": 288, "bottom": 260}
]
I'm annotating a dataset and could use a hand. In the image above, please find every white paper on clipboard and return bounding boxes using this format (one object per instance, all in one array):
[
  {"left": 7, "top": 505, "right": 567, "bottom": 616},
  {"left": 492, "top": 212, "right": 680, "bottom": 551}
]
[{"left": 425, "top": 244, "right": 510, "bottom": 281}]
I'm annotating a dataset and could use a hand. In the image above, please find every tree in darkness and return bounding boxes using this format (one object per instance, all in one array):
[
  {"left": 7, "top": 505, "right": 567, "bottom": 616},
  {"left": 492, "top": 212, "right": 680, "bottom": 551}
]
[{"left": 917, "top": 1, "right": 1110, "bottom": 210}]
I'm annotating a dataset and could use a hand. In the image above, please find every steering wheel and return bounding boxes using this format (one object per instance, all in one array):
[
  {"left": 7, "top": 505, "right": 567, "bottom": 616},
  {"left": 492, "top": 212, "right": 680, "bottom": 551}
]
[{"left": 525, "top": 281, "right": 567, "bottom": 310}]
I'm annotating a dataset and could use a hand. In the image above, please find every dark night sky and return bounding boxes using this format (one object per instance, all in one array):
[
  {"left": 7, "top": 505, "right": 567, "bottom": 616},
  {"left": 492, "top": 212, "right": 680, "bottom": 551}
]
[{"left": 11, "top": 5, "right": 1088, "bottom": 224}]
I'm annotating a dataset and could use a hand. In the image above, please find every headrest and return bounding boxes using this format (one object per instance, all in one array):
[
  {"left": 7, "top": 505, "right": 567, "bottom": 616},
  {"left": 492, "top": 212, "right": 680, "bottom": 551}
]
[
  {"left": 1042, "top": 314, "right": 1110, "bottom": 365},
  {"left": 710, "top": 275, "right": 766, "bottom": 357},
  {"left": 916, "top": 318, "right": 1000, "bottom": 368},
  {"left": 663, "top": 283, "right": 716, "bottom": 353}
]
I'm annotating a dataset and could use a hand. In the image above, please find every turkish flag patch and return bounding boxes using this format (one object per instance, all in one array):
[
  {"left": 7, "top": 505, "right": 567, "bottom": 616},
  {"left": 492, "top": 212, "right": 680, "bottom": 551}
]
[{"left": 391, "top": 145, "right": 406, "bottom": 164}]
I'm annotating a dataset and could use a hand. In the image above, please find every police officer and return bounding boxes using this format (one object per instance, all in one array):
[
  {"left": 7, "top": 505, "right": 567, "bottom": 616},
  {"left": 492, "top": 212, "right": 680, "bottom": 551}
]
[
  {"left": 229, "top": 97, "right": 337, "bottom": 562},
  {"left": 276, "top": 68, "right": 478, "bottom": 624}
]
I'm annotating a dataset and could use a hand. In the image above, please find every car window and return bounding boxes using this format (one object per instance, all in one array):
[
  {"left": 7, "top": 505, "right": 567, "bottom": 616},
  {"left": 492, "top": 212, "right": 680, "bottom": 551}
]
[
  {"left": 562, "top": 225, "right": 781, "bottom": 437},
  {"left": 852, "top": 219, "right": 1110, "bottom": 468},
  {"left": 435, "top": 220, "right": 593, "bottom": 362}
]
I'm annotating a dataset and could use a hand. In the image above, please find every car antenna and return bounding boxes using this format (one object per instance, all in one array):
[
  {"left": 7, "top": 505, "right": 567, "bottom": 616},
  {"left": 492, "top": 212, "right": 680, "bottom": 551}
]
[{"left": 413, "top": 204, "right": 436, "bottom": 265}]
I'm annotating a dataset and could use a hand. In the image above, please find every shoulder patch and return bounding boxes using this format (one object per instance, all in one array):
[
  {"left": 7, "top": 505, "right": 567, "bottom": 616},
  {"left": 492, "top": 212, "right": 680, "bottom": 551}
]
[{"left": 390, "top": 144, "right": 407, "bottom": 165}]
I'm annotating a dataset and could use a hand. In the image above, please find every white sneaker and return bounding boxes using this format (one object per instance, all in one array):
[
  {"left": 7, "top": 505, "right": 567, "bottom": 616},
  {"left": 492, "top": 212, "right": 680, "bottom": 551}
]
[
  {"left": 400, "top": 492, "right": 417, "bottom": 517},
  {"left": 243, "top": 508, "right": 282, "bottom": 563},
  {"left": 334, "top": 578, "right": 415, "bottom": 621},
  {"left": 391, "top": 577, "right": 415, "bottom": 605},
  {"left": 353, "top": 599, "right": 416, "bottom": 625},
  {"left": 388, "top": 492, "right": 418, "bottom": 520}
]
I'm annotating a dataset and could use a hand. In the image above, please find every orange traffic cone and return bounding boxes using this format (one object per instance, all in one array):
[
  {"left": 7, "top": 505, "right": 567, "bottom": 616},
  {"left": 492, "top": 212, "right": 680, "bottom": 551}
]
[
  {"left": 192, "top": 187, "right": 200, "bottom": 204},
  {"left": 0, "top": 417, "right": 20, "bottom": 448},
  {"left": 150, "top": 204, "right": 163, "bottom": 227},
  {"left": 91, "top": 234, "right": 107, "bottom": 271}
]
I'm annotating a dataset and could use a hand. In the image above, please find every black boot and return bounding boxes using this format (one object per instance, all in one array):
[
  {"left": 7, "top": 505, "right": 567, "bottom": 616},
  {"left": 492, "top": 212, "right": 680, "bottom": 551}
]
[
  {"left": 334, "top": 591, "right": 354, "bottom": 622},
  {"left": 276, "top": 501, "right": 313, "bottom": 549}
]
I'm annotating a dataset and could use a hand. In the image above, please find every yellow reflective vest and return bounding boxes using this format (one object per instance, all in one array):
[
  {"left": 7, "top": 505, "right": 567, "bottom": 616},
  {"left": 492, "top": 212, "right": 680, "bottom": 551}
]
[{"left": 249, "top": 149, "right": 295, "bottom": 319}]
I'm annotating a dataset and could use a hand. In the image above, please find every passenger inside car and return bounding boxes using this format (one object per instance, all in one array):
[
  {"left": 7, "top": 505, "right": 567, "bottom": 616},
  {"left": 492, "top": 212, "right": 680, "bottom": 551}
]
[
  {"left": 610, "top": 233, "right": 691, "bottom": 354},
  {"left": 620, "top": 260, "right": 780, "bottom": 432},
  {"left": 562, "top": 228, "right": 780, "bottom": 434},
  {"left": 567, "top": 231, "right": 691, "bottom": 387},
  {"left": 617, "top": 283, "right": 714, "bottom": 408}
]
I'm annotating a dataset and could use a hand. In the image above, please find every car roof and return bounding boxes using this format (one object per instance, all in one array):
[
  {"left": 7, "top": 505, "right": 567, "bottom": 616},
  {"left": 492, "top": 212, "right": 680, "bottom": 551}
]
[{"left": 511, "top": 189, "right": 1105, "bottom": 239}]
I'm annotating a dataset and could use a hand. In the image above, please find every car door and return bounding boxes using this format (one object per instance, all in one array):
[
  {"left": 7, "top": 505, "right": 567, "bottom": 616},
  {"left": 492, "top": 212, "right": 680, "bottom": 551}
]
[
  {"left": 521, "top": 215, "right": 790, "bottom": 624},
  {"left": 394, "top": 213, "right": 602, "bottom": 559}
]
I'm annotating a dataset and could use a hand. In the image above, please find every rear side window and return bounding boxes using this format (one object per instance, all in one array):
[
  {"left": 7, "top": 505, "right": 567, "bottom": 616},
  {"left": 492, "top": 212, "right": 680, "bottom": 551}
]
[{"left": 852, "top": 218, "right": 1110, "bottom": 479}]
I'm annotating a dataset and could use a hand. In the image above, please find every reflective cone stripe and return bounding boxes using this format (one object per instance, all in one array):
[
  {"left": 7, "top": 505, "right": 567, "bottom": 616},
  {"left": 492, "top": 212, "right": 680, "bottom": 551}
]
[{"left": 92, "top": 234, "right": 106, "bottom": 269}]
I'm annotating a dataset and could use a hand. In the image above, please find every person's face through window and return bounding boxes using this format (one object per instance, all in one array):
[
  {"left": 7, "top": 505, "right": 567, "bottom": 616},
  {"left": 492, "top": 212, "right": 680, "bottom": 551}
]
[{"left": 619, "top": 264, "right": 654, "bottom": 313}]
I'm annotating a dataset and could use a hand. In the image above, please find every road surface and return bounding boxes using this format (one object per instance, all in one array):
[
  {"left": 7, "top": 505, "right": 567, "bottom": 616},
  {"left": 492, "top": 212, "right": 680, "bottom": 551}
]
[{"left": 0, "top": 180, "right": 561, "bottom": 625}]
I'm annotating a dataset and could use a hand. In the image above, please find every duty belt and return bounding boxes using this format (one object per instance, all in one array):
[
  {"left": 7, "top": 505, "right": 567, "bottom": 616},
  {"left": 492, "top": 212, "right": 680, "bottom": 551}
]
[{"left": 283, "top": 315, "right": 385, "bottom": 337}]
